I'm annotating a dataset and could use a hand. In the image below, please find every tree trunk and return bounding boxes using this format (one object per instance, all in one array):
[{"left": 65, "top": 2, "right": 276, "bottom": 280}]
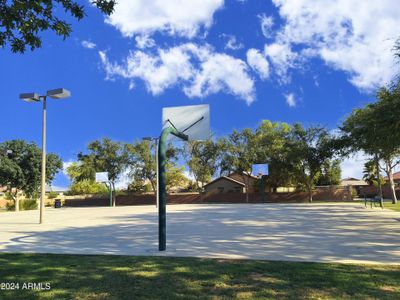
[
  {"left": 243, "top": 174, "right": 249, "bottom": 203},
  {"left": 387, "top": 169, "right": 398, "bottom": 204},
  {"left": 199, "top": 180, "right": 204, "bottom": 203},
  {"left": 150, "top": 181, "right": 157, "bottom": 206},
  {"left": 14, "top": 193, "right": 20, "bottom": 212},
  {"left": 112, "top": 182, "right": 116, "bottom": 207},
  {"left": 308, "top": 185, "right": 313, "bottom": 203},
  {"left": 150, "top": 180, "right": 156, "bottom": 196}
]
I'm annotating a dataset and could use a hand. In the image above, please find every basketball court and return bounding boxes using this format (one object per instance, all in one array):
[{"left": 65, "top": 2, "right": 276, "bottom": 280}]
[{"left": 1, "top": 203, "right": 399, "bottom": 264}]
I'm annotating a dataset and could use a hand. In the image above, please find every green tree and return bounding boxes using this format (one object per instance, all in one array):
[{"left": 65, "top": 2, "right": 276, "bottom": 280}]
[
  {"left": 0, "top": 0, "right": 115, "bottom": 53},
  {"left": 126, "top": 140, "right": 157, "bottom": 195},
  {"left": 341, "top": 82, "right": 400, "bottom": 203},
  {"left": 77, "top": 138, "right": 128, "bottom": 206},
  {"left": 126, "top": 140, "right": 177, "bottom": 195},
  {"left": 183, "top": 140, "right": 219, "bottom": 192},
  {"left": 127, "top": 179, "right": 152, "bottom": 194},
  {"left": 287, "top": 125, "right": 335, "bottom": 202},
  {"left": 255, "top": 121, "right": 294, "bottom": 192},
  {"left": 66, "top": 162, "right": 108, "bottom": 195},
  {"left": 166, "top": 164, "right": 189, "bottom": 192},
  {"left": 215, "top": 137, "right": 235, "bottom": 177},
  {"left": 228, "top": 128, "right": 258, "bottom": 202},
  {"left": 0, "top": 140, "right": 62, "bottom": 211},
  {"left": 316, "top": 160, "right": 342, "bottom": 186},
  {"left": 362, "top": 160, "right": 385, "bottom": 187}
]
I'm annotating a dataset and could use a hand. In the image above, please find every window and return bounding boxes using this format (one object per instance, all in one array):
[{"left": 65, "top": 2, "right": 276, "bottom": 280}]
[{"left": 234, "top": 187, "right": 242, "bottom": 193}]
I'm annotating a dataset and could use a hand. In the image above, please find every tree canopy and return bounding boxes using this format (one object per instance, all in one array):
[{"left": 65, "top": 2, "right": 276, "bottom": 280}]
[
  {"left": 255, "top": 120, "right": 294, "bottom": 189},
  {"left": 0, "top": 140, "right": 62, "bottom": 210},
  {"left": 286, "top": 124, "right": 337, "bottom": 201},
  {"left": 66, "top": 162, "right": 108, "bottom": 195},
  {"left": 126, "top": 140, "right": 177, "bottom": 195},
  {"left": 183, "top": 139, "right": 220, "bottom": 192},
  {"left": 341, "top": 80, "right": 400, "bottom": 203},
  {"left": 76, "top": 138, "right": 128, "bottom": 206},
  {"left": 0, "top": 0, "right": 115, "bottom": 53}
]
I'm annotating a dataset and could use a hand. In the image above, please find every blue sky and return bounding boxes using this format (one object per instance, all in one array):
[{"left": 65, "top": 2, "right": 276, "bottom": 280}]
[{"left": 1, "top": 0, "right": 399, "bottom": 188}]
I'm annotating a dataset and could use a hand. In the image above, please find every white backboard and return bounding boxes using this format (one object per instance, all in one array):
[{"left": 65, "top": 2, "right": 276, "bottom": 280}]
[
  {"left": 162, "top": 104, "right": 210, "bottom": 140},
  {"left": 95, "top": 172, "right": 109, "bottom": 183},
  {"left": 252, "top": 164, "right": 269, "bottom": 176}
]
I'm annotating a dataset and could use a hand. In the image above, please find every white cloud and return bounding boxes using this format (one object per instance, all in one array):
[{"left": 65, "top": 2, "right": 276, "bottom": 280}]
[
  {"left": 340, "top": 152, "right": 369, "bottom": 179},
  {"left": 183, "top": 170, "right": 195, "bottom": 181},
  {"left": 284, "top": 93, "right": 296, "bottom": 107},
  {"left": 105, "top": 0, "right": 224, "bottom": 38},
  {"left": 264, "top": 42, "right": 298, "bottom": 83},
  {"left": 135, "top": 34, "right": 156, "bottom": 49},
  {"left": 115, "top": 169, "right": 131, "bottom": 189},
  {"left": 99, "top": 43, "right": 255, "bottom": 104},
  {"left": 221, "top": 34, "right": 244, "bottom": 50},
  {"left": 246, "top": 48, "right": 269, "bottom": 80},
  {"left": 313, "top": 75, "right": 319, "bottom": 87},
  {"left": 81, "top": 40, "right": 97, "bottom": 49},
  {"left": 340, "top": 152, "right": 400, "bottom": 180},
  {"left": 258, "top": 14, "right": 274, "bottom": 38},
  {"left": 62, "top": 161, "right": 74, "bottom": 176},
  {"left": 267, "top": 0, "right": 400, "bottom": 90}
]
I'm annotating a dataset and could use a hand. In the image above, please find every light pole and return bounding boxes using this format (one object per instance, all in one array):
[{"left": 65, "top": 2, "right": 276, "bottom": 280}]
[
  {"left": 20, "top": 88, "right": 70, "bottom": 224},
  {"left": 143, "top": 137, "right": 159, "bottom": 208}
]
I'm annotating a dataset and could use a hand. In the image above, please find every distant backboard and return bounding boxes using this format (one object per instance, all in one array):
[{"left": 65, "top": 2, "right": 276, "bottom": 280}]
[
  {"left": 162, "top": 104, "right": 210, "bottom": 140},
  {"left": 95, "top": 172, "right": 109, "bottom": 183},
  {"left": 252, "top": 164, "right": 269, "bottom": 176}
]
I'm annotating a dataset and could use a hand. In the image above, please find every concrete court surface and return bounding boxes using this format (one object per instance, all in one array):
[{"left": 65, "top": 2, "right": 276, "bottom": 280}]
[{"left": 1, "top": 203, "right": 399, "bottom": 264}]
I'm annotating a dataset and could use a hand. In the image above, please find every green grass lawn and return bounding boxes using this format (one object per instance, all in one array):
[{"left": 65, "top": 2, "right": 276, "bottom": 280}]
[
  {"left": 0, "top": 254, "right": 399, "bottom": 300},
  {"left": 384, "top": 202, "right": 400, "bottom": 212}
]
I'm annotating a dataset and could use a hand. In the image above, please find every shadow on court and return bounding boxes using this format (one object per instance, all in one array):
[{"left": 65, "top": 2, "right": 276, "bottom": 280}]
[{"left": 1, "top": 204, "right": 399, "bottom": 264}]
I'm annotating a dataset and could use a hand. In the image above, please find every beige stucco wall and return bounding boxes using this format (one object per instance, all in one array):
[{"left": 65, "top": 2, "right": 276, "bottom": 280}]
[{"left": 228, "top": 173, "right": 257, "bottom": 193}]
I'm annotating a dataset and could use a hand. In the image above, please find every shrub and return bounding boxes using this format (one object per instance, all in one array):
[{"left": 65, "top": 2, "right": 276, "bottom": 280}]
[
  {"left": 68, "top": 180, "right": 109, "bottom": 195},
  {"left": 4, "top": 192, "right": 14, "bottom": 200},
  {"left": 47, "top": 191, "right": 59, "bottom": 199},
  {"left": 5, "top": 202, "right": 14, "bottom": 211},
  {"left": 6, "top": 199, "right": 38, "bottom": 211},
  {"left": 21, "top": 199, "right": 38, "bottom": 210}
]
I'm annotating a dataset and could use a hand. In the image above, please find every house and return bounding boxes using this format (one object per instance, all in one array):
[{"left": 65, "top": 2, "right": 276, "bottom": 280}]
[
  {"left": 340, "top": 177, "right": 369, "bottom": 187},
  {"left": 204, "top": 172, "right": 258, "bottom": 194},
  {"left": 204, "top": 176, "right": 245, "bottom": 194},
  {"left": 45, "top": 185, "right": 68, "bottom": 196},
  {"left": 340, "top": 177, "right": 369, "bottom": 195},
  {"left": 383, "top": 171, "right": 400, "bottom": 186}
]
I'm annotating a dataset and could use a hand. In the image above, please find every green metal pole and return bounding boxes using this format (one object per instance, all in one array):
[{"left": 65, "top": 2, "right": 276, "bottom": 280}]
[{"left": 158, "top": 127, "right": 188, "bottom": 251}]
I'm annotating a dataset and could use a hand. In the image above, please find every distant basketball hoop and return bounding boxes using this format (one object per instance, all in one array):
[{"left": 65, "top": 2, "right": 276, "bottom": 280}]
[
  {"left": 95, "top": 172, "right": 112, "bottom": 207},
  {"left": 95, "top": 172, "right": 109, "bottom": 183}
]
